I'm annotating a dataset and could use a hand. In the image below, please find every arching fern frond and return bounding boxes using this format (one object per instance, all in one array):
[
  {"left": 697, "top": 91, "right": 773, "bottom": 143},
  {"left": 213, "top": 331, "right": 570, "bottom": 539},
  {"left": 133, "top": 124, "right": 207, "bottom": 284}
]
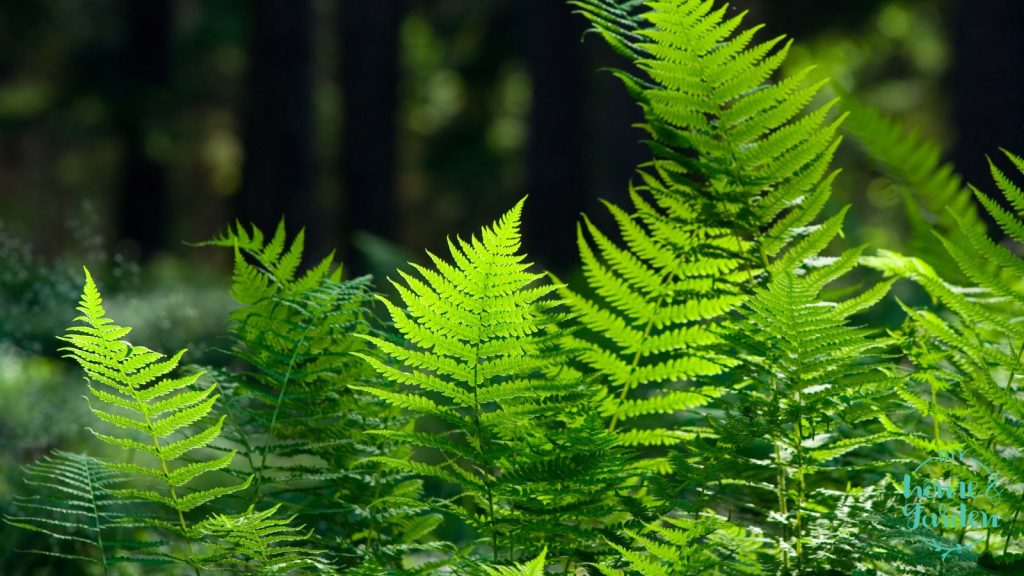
[
  {"left": 356, "top": 198, "right": 632, "bottom": 569},
  {"left": 4, "top": 450, "right": 164, "bottom": 570},
  {"left": 841, "top": 98, "right": 981, "bottom": 278},
  {"left": 482, "top": 548, "right": 548, "bottom": 576},
  {"left": 865, "top": 150, "right": 1024, "bottom": 559}
]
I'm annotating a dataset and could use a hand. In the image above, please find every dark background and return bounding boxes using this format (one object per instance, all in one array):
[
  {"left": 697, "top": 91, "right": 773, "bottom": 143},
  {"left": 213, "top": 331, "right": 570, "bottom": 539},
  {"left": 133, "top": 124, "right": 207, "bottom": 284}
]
[{"left": 2, "top": 0, "right": 1021, "bottom": 276}]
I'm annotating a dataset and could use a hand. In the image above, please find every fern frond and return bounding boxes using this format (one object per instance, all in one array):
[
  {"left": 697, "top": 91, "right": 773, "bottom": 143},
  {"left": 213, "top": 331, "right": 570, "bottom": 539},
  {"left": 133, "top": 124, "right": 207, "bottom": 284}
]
[
  {"left": 358, "top": 198, "right": 632, "bottom": 567},
  {"left": 563, "top": 0, "right": 848, "bottom": 468},
  {"left": 841, "top": 97, "right": 981, "bottom": 279},
  {"left": 202, "top": 221, "right": 438, "bottom": 568},
  {"left": 596, "top": 514, "right": 763, "bottom": 576},
  {"left": 192, "top": 504, "right": 335, "bottom": 575},
  {"left": 60, "top": 268, "right": 251, "bottom": 564},
  {"left": 4, "top": 450, "right": 165, "bottom": 569}
]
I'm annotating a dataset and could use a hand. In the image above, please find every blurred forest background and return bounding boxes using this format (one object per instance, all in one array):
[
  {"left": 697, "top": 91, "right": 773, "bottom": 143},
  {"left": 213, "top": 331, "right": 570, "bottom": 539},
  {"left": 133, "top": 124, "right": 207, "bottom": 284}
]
[{"left": 2, "top": 0, "right": 1024, "bottom": 569}]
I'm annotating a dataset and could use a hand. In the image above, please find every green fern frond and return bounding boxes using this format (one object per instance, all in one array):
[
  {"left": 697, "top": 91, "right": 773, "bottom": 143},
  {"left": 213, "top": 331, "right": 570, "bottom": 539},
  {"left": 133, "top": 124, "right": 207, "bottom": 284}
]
[
  {"left": 483, "top": 547, "right": 547, "bottom": 576},
  {"left": 596, "top": 514, "right": 763, "bottom": 576},
  {"left": 4, "top": 450, "right": 165, "bottom": 570},
  {"left": 562, "top": 0, "right": 848, "bottom": 468},
  {"left": 841, "top": 98, "right": 981, "bottom": 279},
  {"left": 357, "top": 198, "right": 632, "bottom": 568},
  {"left": 192, "top": 504, "right": 335, "bottom": 575},
  {"left": 59, "top": 268, "right": 251, "bottom": 563},
  {"left": 201, "top": 221, "right": 438, "bottom": 568}
]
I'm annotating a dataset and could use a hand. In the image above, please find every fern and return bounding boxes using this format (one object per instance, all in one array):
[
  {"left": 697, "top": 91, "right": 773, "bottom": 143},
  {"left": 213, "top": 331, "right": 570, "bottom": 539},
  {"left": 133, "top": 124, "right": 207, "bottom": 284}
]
[
  {"left": 192, "top": 504, "right": 335, "bottom": 574},
  {"left": 4, "top": 450, "right": 163, "bottom": 572},
  {"left": 867, "top": 151, "right": 1024, "bottom": 560},
  {"left": 596, "top": 514, "right": 763, "bottom": 576},
  {"left": 714, "top": 240, "right": 905, "bottom": 572},
  {"left": 355, "top": 198, "right": 632, "bottom": 569},
  {"left": 200, "top": 221, "right": 440, "bottom": 567},
  {"left": 563, "top": 0, "right": 847, "bottom": 469},
  {"left": 482, "top": 548, "right": 547, "bottom": 576},
  {"left": 58, "top": 268, "right": 256, "bottom": 571},
  {"left": 841, "top": 98, "right": 981, "bottom": 279}
]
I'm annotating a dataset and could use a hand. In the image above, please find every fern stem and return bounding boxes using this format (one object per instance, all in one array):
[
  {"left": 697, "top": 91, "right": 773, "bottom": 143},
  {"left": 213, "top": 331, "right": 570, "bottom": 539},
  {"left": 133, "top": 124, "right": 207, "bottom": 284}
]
[
  {"left": 1004, "top": 496, "right": 1023, "bottom": 555},
  {"left": 83, "top": 458, "right": 110, "bottom": 576},
  {"left": 253, "top": 319, "right": 311, "bottom": 506}
]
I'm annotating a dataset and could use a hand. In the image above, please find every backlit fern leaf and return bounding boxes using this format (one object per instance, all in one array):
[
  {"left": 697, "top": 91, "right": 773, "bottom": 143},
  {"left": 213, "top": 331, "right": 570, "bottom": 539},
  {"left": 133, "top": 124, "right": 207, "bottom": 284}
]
[
  {"left": 865, "top": 151, "right": 1024, "bottom": 559},
  {"left": 563, "top": 0, "right": 847, "bottom": 471},
  {"left": 4, "top": 450, "right": 164, "bottom": 571},
  {"left": 59, "top": 268, "right": 251, "bottom": 565},
  {"left": 356, "top": 198, "right": 632, "bottom": 569}
]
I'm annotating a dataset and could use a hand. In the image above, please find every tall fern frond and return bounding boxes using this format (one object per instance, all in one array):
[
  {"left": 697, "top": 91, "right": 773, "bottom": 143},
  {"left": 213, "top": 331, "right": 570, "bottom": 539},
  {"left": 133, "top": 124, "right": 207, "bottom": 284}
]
[
  {"left": 201, "top": 221, "right": 439, "bottom": 567},
  {"left": 715, "top": 242, "right": 904, "bottom": 572},
  {"left": 562, "top": 0, "right": 848, "bottom": 467},
  {"left": 355, "top": 198, "right": 632, "bottom": 569},
  {"left": 4, "top": 450, "right": 164, "bottom": 572},
  {"left": 59, "top": 268, "right": 251, "bottom": 568}
]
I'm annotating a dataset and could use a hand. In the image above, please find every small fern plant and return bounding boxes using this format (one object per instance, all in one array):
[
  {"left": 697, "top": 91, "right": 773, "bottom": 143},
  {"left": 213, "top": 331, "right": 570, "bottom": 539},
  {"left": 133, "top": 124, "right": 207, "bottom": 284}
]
[{"left": 354, "top": 198, "right": 632, "bottom": 570}]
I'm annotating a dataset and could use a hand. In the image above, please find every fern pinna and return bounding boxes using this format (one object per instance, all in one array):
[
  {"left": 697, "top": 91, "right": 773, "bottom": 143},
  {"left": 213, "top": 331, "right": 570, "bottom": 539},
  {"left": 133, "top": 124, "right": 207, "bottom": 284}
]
[
  {"left": 564, "top": 0, "right": 847, "bottom": 470},
  {"left": 354, "top": 198, "right": 631, "bottom": 570},
  {"left": 201, "top": 221, "right": 439, "bottom": 568},
  {"left": 870, "top": 151, "right": 1024, "bottom": 563}
]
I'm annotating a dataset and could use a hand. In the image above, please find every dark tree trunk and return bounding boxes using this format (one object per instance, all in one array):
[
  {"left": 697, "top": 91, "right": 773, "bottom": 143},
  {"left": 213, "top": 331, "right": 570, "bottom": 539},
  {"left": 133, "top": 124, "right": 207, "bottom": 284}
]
[
  {"left": 339, "top": 0, "right": 403, "bottom": 270},
  {"left": 239, "top": 0, "right": 316, "bottom": 246},
  {"left": 522, "top": 0, "right": 588, "bottom": 272},
  {"left": 950, "top": 0, "right": 1024, "bottom": 189},
  {"left": 117, "top": 0, "right": 172, "bottom": 260}
]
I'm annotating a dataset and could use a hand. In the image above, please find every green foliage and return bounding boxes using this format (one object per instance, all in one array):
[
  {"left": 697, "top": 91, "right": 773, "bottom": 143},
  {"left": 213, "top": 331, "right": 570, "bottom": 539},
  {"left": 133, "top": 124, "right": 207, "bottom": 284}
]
[
  {"left": 870, "top": 151, "right": 1024, "bottom": 561},
  {"left": 563, "top": 0, "right": 848, "bottom": 474},
  {"left": 11, "top": 1, "right": 1024, "bottom": 575},
  {"left": 192, "top": 504, "right": 334, "bottom": 575},
  {"left": 355, "top": 198, "right": 632, "bottom": 569},
  {"left": 4, "top": 450, "right": 163, "bottom": 570},
  {"left": 596, "top": 514, "right": 762, "bottom": 576},
  {"left": 841, "top": 98, "right": 981, "bottom": 279},
  {"left": 60, "top": 269, "right": 250, "bottom": 539},
  {"left": 201, "top": 221, "right": 439, "bottom": 567}
]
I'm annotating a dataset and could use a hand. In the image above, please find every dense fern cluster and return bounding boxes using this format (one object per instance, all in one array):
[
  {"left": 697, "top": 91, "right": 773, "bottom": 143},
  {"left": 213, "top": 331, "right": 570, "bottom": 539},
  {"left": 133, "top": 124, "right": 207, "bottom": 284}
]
[{"left": 7, "top": 0, "right": 1024, "bottom": 574}]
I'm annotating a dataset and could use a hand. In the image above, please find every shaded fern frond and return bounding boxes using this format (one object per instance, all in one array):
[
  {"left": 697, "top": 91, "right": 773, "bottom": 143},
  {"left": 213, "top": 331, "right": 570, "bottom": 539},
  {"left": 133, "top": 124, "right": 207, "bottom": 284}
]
[
  {"left": 841, "top": 98, "right": 981, "bottom": 278},
  {"left": 596, "top": 514, "right": 763, "bottom": 576},
  {"left": 202, "top": 221, "right": 437, "bottom": 567},
  {"left": 4, "top": 450, "right": 164, "bottom": 569}
]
